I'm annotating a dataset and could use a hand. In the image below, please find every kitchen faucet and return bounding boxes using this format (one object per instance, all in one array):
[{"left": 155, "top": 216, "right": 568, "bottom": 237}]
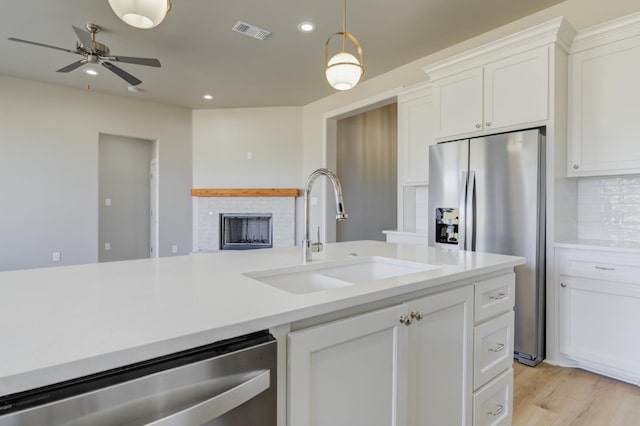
[{"left": 302, "top": 168, "right": 348, "bottom": 262}]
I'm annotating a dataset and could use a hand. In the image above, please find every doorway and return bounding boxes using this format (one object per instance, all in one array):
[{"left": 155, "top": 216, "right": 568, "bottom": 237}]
[
  {"left": 336, "top": 103, "right": 398, "bottom": 242},
  {"left": 98, "top": 134, "right": 154, "bottom": 262}
]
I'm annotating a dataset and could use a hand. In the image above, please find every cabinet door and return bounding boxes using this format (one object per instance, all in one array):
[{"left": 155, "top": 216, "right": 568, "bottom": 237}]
[
  {"left": 568, "top": 37, "right": 640, "bottom": 176},
  {"left": 288, "top": 304, "right": 408, "bottom": 426},
  {"left": 483, "top": 46, "right": 549, "bottom": 130},
  {"left": 433, "top": 68, "right": 483, "bottom": 139},
  {"left": 398, "top": 89, "right": 434, "bottom": 184},
  {"left": 558, "top": 275, "right": 640, "bottom": 380},
  {"left": 407, "top": 285, "right": 474, "bottom": 426}
]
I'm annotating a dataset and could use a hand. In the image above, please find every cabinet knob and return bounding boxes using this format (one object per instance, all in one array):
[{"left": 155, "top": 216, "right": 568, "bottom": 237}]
[
  {"left": 573, "top": 164, "right": 580, "bottom": 170},
  {"left": 399, "top": 315, "right": 412, "bottom": 326},
  {"left": 410, "top": 311, "right": 423, "bottom": 321},
  {"left": 560, "top": 282, "right": 567, "bottom": 288},
  {"left": 485, "top": 122, "right": 492, "bottom": 127},
  {"left": 475, "top": 123, "right": 481, "bottom": 129}
]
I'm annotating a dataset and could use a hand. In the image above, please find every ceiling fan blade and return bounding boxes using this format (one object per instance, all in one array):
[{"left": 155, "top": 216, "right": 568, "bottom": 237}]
[
  {"left": 72, "top": 25, "right": 94, "bottom": 51},
  {"left": 107, "top": 55, "right": 161, "bottom": 67},
  {"left": 57, "top": 60, "right": 87, "bottom": 73},
  {"left": 8, "top": 37, "right": 78, "bottom": 54},
  {"left": 102, "top": 61, "right": 142, "bottom": 86}
]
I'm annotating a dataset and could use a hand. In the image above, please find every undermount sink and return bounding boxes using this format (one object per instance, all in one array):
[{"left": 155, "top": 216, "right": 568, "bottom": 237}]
[{"left": 244, "top": 256, "right": 439, "bottom": 294}]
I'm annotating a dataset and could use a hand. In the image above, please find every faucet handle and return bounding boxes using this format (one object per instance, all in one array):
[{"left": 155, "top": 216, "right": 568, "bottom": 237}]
[{"left": 312, "top": 226, "right": 323, "bottom": 252}]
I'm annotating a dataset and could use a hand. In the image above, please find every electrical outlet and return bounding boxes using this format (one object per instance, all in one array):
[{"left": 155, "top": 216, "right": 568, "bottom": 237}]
[
  {"left": 247, "top": 151, "right": 252, "bottom": 160},
  {"left": 172, "top": 245, "right": 178, "bottom": 254},
  {"left": 105, "top": 198, "right": 111, "bottom": 206},
  {"left": 105, "top": 242, "right": 111, "bottom": 251},
  {"left": 52, "top": 252, "right": 61, "bottom": 262}
]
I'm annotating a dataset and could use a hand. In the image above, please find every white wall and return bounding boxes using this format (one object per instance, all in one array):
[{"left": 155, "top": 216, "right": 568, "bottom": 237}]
[
  {"left": 192, "top": 107, "right": 302, "bottom": 188},
  {"left": 0, "top": 75, "right": 192, "bottom": 271}
]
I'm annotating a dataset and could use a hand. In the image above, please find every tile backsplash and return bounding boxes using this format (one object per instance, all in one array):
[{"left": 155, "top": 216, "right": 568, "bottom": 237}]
[{"left": 577, "top": 175, "right": 640, "bottom": 243}]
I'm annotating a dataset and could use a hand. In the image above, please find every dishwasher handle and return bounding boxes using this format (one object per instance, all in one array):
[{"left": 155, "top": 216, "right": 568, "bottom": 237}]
[{"left": 149, "top": 369, "right": 271, "bottom": 426}]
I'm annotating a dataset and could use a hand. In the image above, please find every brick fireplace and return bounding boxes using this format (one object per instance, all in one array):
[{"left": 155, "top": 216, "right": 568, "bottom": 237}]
[{"left": 192, "top": 188, "right": 299, "bottom": 252}]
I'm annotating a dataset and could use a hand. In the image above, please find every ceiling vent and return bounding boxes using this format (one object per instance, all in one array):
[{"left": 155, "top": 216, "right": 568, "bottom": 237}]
[{"left": 232, "top": 21, "right": 272, "bottom": 41}]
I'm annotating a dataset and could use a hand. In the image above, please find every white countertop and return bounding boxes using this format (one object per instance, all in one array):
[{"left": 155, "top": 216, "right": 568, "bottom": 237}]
[
  {"left": 0, "top": 241, "right": 524, "bottom": 396},
  {"left": 555, "top": 239, "right": 640, "bottom": 254}
]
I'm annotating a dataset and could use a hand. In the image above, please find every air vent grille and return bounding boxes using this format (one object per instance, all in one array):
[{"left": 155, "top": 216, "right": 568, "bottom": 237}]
[{"left": 232, "top": 21, "right": 272, "bottom": 41}]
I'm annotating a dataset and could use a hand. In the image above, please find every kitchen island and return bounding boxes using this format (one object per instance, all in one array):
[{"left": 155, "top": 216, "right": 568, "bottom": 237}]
[{"left": 0, "top": 241, "right": 524, "bottom": 424}]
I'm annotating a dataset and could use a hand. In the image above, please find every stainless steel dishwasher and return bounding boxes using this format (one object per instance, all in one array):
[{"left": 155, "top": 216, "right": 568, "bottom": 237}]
[{"left": 0, "top": 330, "right": 276, "bottom": 425}]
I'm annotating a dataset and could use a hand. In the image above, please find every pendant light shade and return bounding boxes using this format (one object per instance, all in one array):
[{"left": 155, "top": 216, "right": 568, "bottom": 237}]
[
  {"left": 108, "top": 0, "right": 172, "bottom": 29},
  {"left": 325, "top": 0, "right": 364, "bottom": 91}
]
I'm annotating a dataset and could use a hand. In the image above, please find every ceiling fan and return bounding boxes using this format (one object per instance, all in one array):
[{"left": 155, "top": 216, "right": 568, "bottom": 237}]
[{"left": 8, "top": 23, "right": 160, "bottom": 86}]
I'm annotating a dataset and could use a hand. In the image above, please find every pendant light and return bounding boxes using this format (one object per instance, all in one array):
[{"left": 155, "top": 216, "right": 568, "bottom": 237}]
[
  {"left": 108, "top": 0, "right": 172, "bottom": 29},
  {"left": 325, "top": 0, "right": 364, "bottom": 91}
]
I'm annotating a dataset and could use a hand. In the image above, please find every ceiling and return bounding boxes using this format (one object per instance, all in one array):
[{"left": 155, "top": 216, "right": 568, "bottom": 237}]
[{"left": 0, "top": 0, "right": 564, "bottom": 109}]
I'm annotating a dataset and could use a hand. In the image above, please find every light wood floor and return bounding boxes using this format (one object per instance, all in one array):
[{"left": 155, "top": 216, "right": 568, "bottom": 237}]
[{"left": 513, "top": 362, "right": 640, "bottom": 425}]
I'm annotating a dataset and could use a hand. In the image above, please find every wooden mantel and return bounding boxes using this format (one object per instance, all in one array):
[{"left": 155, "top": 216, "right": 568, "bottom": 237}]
[{"left": 191, "top": 188, "right": 300, "bottom": 197}]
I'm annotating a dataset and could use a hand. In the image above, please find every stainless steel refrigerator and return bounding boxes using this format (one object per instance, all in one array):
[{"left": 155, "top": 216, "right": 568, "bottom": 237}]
[{"left": 428, "top": 128, "right": 545, "bottom": 366}]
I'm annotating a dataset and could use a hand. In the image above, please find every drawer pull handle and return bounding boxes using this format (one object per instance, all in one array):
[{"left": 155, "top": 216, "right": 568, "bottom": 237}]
[
  {"left": 560, "top": 283, "right": 567, "bottom": 288},
  {"left": 489, "top": 292, "right": 507, "bottom": 300},
  {"left": 488, "top": 404, "right": 504, "bottom": 416},
  {"left": 595, "top": 266, "right": 616, "bottom": 271},
  {"left": 410, "top": 311, "right": 423, "bottom": 321},
  {"left": 489, "top": 343, "right": 505, "bottom": 353}
]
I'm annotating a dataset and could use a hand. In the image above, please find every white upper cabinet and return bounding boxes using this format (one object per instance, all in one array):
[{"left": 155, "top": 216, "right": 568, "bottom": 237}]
[
  {"left": 424, "top": 18, "right": 572, "bottom": 141},
  {"left": 484, "top": 47, "right": 549, "bottom": 130},
  {"left": 568, "top": 12, "right": 640, "bottom": 177},
  {"left": 397, "top": 84, "right": 435, "bottom": 185},
  {"left": 432, "top": 47, "right": 549, "bottom": 140},
  {"left": 433, "top": 68, "right": 484, "bottom": 139}
]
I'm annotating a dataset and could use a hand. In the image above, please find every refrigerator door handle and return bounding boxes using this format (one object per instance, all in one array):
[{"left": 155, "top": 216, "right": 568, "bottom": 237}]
[
  {"left": 467, "top": 170, "right": 476, "bottom": 251},
  {"left": 458, "top": 171, "right": 468, "bottom": 250}
]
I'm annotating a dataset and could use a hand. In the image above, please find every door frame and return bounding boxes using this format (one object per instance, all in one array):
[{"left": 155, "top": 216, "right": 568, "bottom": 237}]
[
  {"left": 321, "top": 89, "right": 399, "bottom": 242},
  {"left": 150, "top": 159, "right": 159, "bottom": 258},
  {"left": 97, "top": 132, "right": 159, "bottom": 261}
]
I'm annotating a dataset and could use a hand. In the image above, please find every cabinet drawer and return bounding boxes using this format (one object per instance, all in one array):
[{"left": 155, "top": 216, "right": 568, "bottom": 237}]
[
  {"left": 474, "top": 311, "right": 514, "bottom": 390},
  {"left": 560, "top": 256, "right": 640, "bottom": 285},
  {"left": 473, "top": 368, "right": 513, "bottom": 426},
  {"left": 474, "top": 273, "right": 515, "bottom": 323}
]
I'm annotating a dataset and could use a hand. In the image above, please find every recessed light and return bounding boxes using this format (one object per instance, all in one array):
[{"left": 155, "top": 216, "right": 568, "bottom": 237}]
[
  {"left": 298, "top": 22, "right": 315, "bottom": 33},
  {"left": 84, "top": 68, "right": 99, "bottom": 76},
  {"left": 203, "top": 94, "right": 214, "bottom": 100}
]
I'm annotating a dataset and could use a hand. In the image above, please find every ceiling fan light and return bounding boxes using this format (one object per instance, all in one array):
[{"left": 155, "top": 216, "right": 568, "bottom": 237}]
[
  {"left": 108, "top": 0, "right": 171, "bottom": 29},
  {"left": 326, "top": 52, "right": 363, "bottom": 91}
]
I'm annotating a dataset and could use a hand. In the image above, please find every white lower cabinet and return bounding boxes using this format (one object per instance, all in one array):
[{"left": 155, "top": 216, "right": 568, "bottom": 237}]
[
  {"left": 287, "top": 285, "right": 474, "bottom": 426},
  {"left": 556, "top": 247, "right": 640, "bottom": 384},
  {"left": 287, "top": 304, "right": 408, "bottom": 425},
  {"left": 406, "top": 286, "right": 474, "bottom": 426},
  {"left": 472, "top": 274, "right": 516, "bottom": 426}
]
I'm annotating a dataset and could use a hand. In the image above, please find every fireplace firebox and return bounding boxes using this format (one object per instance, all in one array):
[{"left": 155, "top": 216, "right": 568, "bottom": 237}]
[{"left": 220, "top": 213, "right": 273, "bottom": 250}]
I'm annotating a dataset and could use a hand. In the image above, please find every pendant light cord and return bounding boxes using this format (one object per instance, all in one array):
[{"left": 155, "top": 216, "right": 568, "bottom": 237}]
[{"left": 342, "top": 0, "right": 347, "bottom": 52}]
